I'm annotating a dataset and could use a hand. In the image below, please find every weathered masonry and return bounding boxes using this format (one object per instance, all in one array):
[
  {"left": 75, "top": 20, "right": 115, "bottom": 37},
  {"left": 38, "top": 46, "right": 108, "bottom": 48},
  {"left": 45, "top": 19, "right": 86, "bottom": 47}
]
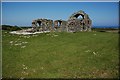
[
  {"left": 54, "top": 20, "right": 67, "bottom": 32},
  {"left": 32, "top": 19, "right": 53, "bottom": 32},
  {"left": 32, "top": 10, "right": 92, "bottom": 32}
]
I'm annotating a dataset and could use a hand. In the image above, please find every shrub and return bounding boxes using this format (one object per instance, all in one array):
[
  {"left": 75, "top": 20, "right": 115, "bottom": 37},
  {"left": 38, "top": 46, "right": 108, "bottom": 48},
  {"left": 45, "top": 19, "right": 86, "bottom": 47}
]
[{"left": 2, "top": 25, "right": 22, "bottom": 31}]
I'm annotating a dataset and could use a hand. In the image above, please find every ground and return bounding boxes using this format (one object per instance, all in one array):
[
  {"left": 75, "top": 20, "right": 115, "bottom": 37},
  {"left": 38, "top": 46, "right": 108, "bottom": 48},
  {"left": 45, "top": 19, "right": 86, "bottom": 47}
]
[{"left": 2, "top": 31, "right": 119, "bottom": 79}]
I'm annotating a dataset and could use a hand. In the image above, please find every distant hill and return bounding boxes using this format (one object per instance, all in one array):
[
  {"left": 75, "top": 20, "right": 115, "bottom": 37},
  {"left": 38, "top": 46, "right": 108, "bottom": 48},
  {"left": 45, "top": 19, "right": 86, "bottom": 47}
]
[
  {"left": 93, "top": 26, "right": 119, "bottom": 29},
  {"left": 2, "top": 25, "right": 22, "bottom": 31},
  {"left": 92, "top": 27, "right": 119, "bottom": 33}
]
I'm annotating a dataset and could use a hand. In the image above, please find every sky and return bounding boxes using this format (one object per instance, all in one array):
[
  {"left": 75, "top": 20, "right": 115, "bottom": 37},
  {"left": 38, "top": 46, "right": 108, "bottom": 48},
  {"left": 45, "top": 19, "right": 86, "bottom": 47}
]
[{"left": 2, "top": 2, "right": 119, "bottom": 27}]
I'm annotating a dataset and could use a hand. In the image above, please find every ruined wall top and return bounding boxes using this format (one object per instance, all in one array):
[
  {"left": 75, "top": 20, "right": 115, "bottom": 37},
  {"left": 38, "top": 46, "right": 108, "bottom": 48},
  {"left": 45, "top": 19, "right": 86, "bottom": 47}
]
[
  {"left": 68, "top": 10, "right": 90, "bottom": 20},
  {"left": 32, "top": 18, "right": 53, "bottom": 23},
  {"left": 32, "top": 10, "right": 92, "bottom": 32}
]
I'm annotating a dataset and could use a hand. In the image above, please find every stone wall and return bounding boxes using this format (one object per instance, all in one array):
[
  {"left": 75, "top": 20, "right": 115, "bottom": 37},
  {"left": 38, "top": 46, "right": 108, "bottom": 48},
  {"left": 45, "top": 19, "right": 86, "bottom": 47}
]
[
  {"left": 32, "top": 19, "right": 53, "bottom": 32},
  {"left": 32, "top": 10, "right": 92, "bottom": 32},
  {"left": 53, "top": 20, "right": 67, "bottom": 32},
  {"left": 67, "top": 10, "right": 92, "bottom": 32}
]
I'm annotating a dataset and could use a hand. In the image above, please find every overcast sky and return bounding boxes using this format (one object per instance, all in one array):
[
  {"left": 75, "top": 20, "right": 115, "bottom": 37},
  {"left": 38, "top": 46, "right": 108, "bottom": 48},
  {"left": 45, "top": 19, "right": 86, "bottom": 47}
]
[{"left": 2, "top": 2, "right": 119, "bottom": 27}]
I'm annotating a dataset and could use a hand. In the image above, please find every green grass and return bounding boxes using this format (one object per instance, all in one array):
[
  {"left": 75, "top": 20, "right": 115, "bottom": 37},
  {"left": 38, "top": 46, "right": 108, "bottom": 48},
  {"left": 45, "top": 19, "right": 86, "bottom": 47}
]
[{"left": 2, "top": 31, "right": 119, "bottom": 78}]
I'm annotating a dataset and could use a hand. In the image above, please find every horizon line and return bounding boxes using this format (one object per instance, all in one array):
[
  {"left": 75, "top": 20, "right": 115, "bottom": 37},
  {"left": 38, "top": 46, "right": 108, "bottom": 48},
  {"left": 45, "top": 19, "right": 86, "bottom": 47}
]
[{"left": 1, "top": 0, "right": 119, "bottom": 2}]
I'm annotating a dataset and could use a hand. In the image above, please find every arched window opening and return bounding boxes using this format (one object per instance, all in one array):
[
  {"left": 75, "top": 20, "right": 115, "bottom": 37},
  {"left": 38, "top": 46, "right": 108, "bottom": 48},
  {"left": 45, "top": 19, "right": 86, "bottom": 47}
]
[
  {"left": 77, "top": 15, "right": 83, "bottom": 20},
  {"left": 74, "top": 14, "right": 84, "bottom": 20},
  {"left": 37, "top": 21, "right": 42, "bottom": 27},
  {"left": 57, "top": 21, "right": 62, "bottom": 27}
]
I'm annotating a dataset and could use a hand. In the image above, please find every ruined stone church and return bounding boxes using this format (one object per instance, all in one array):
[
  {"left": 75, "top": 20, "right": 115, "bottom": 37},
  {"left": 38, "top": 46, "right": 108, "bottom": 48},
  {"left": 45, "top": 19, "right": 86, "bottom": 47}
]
[{"left": 32, "top": 10, "right": 92, "bottom": 32}]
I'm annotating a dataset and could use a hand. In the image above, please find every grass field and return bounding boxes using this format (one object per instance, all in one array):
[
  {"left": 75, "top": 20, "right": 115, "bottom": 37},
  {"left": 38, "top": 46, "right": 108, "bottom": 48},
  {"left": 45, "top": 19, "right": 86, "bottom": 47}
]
[{"left": 2, "top": 31, "right": 119, "bottom": 78}]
